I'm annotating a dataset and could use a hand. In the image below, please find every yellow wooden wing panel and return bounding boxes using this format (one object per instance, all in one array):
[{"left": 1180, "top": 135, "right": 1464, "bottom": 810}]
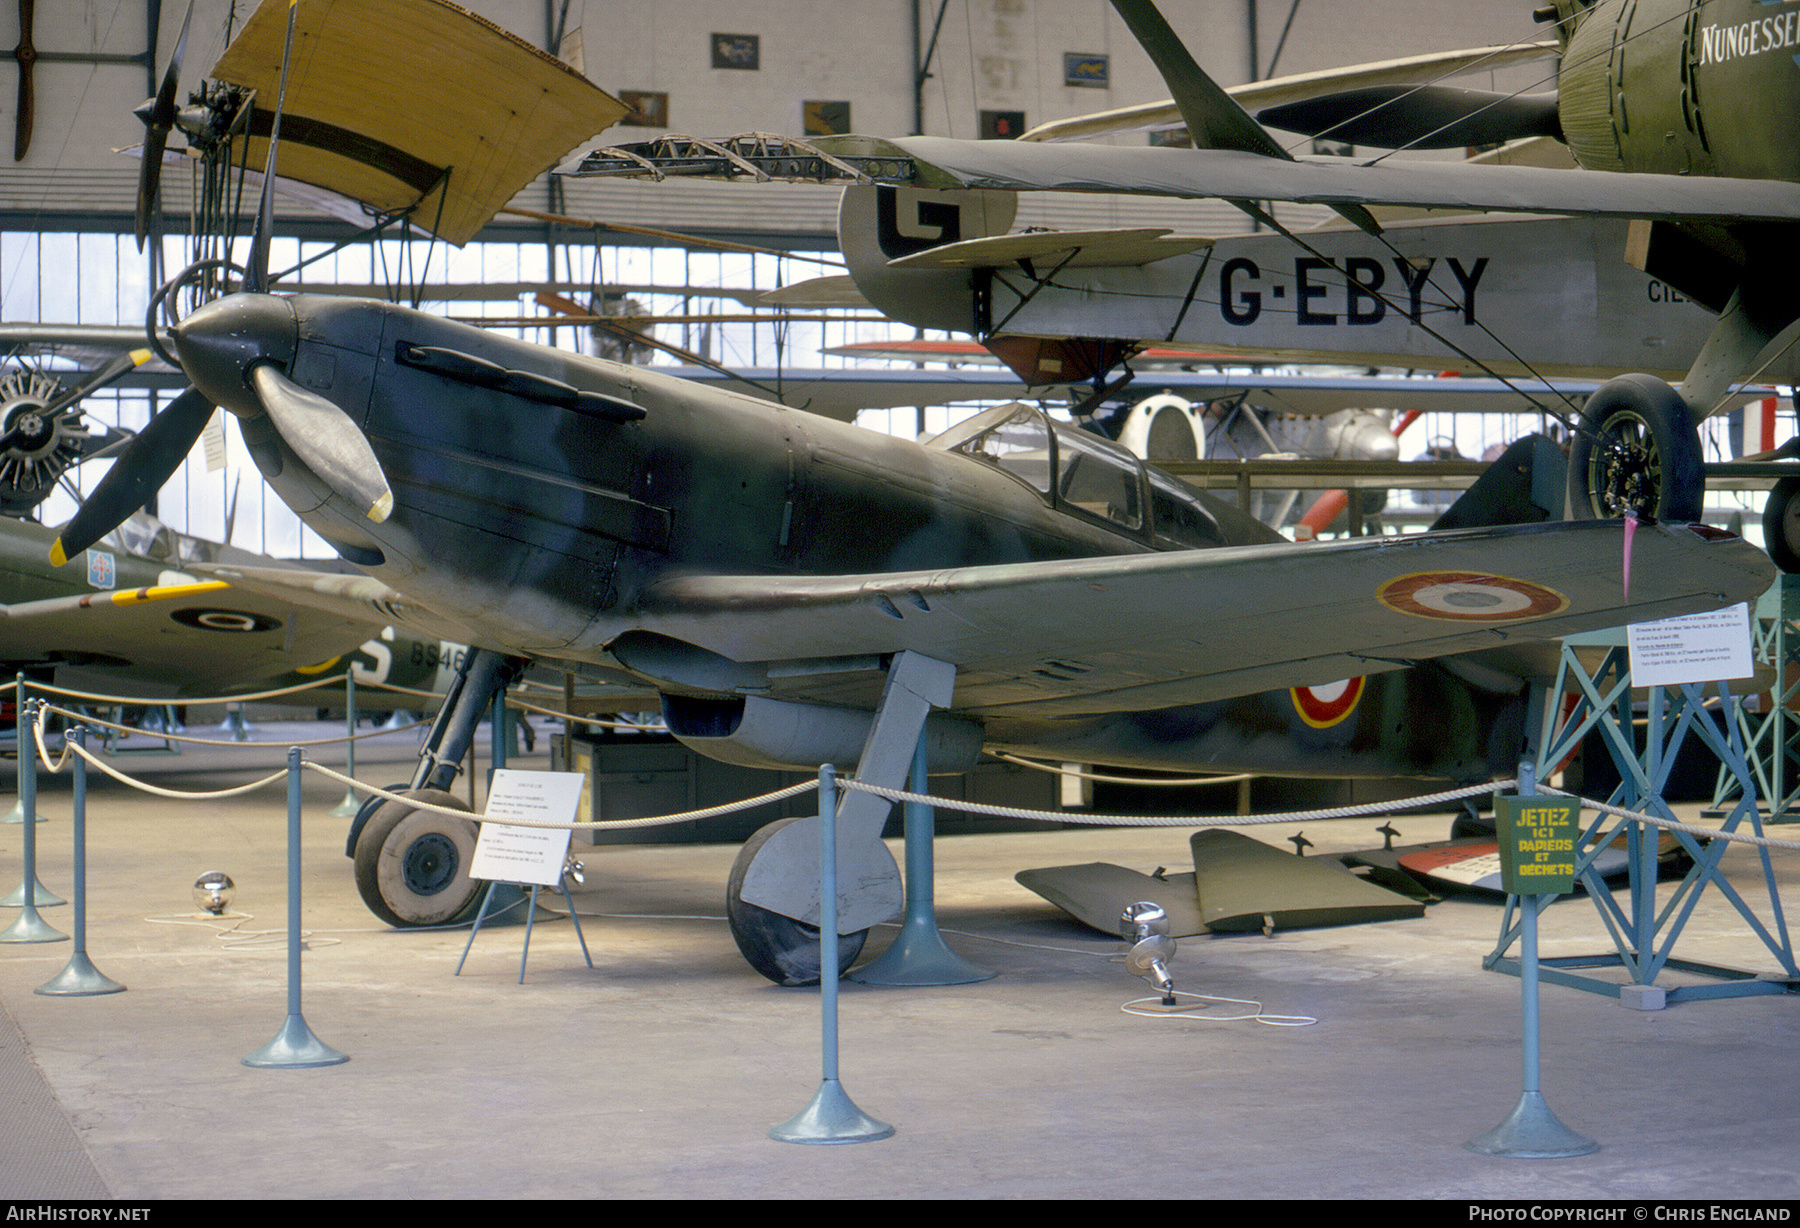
[{"left": 212, "top": 0, "right": 627, "bottom": 244}]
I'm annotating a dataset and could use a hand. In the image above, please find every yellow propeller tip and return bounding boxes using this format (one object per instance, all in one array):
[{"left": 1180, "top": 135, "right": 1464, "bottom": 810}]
[
  {"left": 48, "top": 541, "right": 68, "bottom": 568},
  {"left": 367, "top": 492, "right": 394, "bottom": 524}
]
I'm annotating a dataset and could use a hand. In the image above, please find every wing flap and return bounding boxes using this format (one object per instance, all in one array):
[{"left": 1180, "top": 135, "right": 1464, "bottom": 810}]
[{"left": 632, "top": 521, "right": 1772, "bottom": 716}]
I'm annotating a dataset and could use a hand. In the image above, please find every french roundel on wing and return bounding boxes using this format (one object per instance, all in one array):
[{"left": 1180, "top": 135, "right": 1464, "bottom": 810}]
[
  {"left": 169, "top": 608, "right": 283, "bottom": 633},
  {"left": 1376, "top": 571, "right": 1568, "bottom": 622},
  {"left": 1291, "top": 676, "right": 1364, "bottom": 728}
]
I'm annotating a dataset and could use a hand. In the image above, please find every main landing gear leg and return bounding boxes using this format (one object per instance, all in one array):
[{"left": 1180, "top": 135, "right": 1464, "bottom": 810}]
[
  {"left": 348, "top": 648, "right": 528, "bottom": 928},
  {"left": 727, "top": 651, "right": 957, "bottom": 985}
]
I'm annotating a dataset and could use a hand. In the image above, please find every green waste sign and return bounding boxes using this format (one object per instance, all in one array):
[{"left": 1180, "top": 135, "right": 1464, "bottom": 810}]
[{"left": 1495, "top": 796, "right": 1581, "bottom": 895}]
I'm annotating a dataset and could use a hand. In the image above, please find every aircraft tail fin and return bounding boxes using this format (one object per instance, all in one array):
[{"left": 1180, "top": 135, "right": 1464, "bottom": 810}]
[
  {"left": 1428, "top": 434, "right": 1566, "bottom": 532},
  {"left": 837, "top": 185, "right": 1016, "bottom": 334}
]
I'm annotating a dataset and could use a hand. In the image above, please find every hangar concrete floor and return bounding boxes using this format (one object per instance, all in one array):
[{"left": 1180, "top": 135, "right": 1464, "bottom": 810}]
[{"left": 0, "top": 723, "right": 1796, "bottom": 1201}]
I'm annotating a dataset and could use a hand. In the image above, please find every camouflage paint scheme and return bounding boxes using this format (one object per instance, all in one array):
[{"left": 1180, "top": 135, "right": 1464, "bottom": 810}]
[{"left": 165, "top": 291, "right": 1769, "bottom": 787}]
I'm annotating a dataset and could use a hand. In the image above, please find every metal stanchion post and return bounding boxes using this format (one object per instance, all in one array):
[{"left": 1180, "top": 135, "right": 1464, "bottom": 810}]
[
  {"left": 770, "top": 765, "right": 894, "bottom": 1144},
  {"left": 3, "top": 701, "right": 65, "bottom": 940},
  {"left": 244, "top": 748, "right": 348, "bottom": 1068},
  {"left": 1469, "top": 759, "right": 1597, "bottom": 1158},
  {"left": 852, "top": 733, "right": 993, "bottom": 985},
  {"left": 5, "top": 673, "right": 33, "bottom": 824},
  {"left": 37, "top": 726, "right": 124, "bottom": 995},
  {"left": 329, "top": 672, "right": 360, "bottom": 817}
]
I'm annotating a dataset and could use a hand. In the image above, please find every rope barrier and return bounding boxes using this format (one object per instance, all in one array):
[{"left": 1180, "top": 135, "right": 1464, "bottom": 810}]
[
  {"left": 299, "top": 762, "right": 818, "bottom": 829},
  {"left": 32, "top": 707, "right": 289, "bottom": 799},
  {"left": 501, "top": 693, "right": 662, "bottom": 730},
  {"left": 35, "top": 701, "right": 429, "bottom": 750},
  {"left": 19, "top": 671, "right": 418, "bottom": 706},
  {"left": 17, "top": 699, "right": 1800, "bottom": 853},
  {"left": 993, "top": 751, "right": 1257, "bottom": 787},
  {"left": 21, "top": 674, "right": 656, "bottom": 738},
  {"left": 1537, "top": 784, "right": 1800, "bottom": 853},
  {"left": 839, "top": 776, "right": 1510, "bottom": 827}
]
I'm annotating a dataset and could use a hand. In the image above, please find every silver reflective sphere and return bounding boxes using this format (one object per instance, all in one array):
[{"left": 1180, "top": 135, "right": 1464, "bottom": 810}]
[{"left": 193, "top": 871, "right": 235, "bottom": 915}]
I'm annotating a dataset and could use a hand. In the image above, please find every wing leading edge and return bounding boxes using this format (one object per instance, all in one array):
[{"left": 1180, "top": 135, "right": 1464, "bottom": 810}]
[{"left": 812, "top": 136, "right": 1800, "bottom": 228}]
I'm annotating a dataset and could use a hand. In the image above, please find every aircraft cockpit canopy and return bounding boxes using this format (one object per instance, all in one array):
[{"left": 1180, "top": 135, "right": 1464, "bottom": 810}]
[{"left": 930, "top": 403, "right": 1224, "bottom": 550}]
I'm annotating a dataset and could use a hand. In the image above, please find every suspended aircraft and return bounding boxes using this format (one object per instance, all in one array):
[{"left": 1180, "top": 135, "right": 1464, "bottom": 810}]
[
  {"left": 569, "top": 0, "right": 1800, "bottom": 539},
  {"left": 36, "top": 0, "right": 1773, "bottom": 987}
]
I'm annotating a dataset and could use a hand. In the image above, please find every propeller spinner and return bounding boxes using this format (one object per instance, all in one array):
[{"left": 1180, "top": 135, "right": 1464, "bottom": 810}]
[{"left": 49, "top": 292, "right": 392, "bottom": 568}]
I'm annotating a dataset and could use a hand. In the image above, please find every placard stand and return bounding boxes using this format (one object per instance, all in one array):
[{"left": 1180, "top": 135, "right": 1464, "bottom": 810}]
[
  {"left": 456, "top": 879, "right": 592, "bottom": 984},
  {"left": 1706, "top": 575, "right": 1800, "bottom": 822},
  {"left": 452, "top": 769, "right": 591, "bottom": 984}
]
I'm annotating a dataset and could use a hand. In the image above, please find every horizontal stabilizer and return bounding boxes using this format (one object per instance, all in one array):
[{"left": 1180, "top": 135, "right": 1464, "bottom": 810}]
[
  {"left": 1191, "top": 829, "right": 1424, "bottom": 932},
  {"left": 1015, "top": 863, "right": 1205, "bottom": 936}
]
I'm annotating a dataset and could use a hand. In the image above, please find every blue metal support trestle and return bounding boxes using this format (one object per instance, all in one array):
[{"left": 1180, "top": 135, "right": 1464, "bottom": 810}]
[{"left": 1484, "top": 632, "right": 1798, "bottom": 1005}]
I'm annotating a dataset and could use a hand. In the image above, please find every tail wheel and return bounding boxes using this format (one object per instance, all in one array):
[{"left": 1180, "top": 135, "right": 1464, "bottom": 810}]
[
  {"left": 1567, "top": 374, "right": 1704, "bottom": 522},
  {"left": 726, "top": 816, "right": 868, "bottom": 986},
  {"left": 352, "top": 788, "right": 482, "bottom": 927},
  {"left": 1764, "top": 476, "right": 1800, "bottom": 573}
]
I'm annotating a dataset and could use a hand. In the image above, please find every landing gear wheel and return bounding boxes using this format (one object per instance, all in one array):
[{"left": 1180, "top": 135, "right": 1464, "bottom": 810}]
[
  {"left": 726, "top": 816, "right": 868, "bottom": 986},
  {"left": 1568, "top": 374, "right": 1704, "bottom": 522},
  {"left": 352, "top": 788, "right": 482, "bottom": 927},
  {"left": 1763, "top": 477, "right": 1800, "bottom": 573}
]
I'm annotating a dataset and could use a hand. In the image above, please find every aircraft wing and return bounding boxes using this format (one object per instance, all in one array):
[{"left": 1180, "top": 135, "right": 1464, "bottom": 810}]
[
  {"left": 815, "top": 136, "right": 1800, "bottom": 226},
  {"left": 1139, "top": 375, "right": 1779, "bottom": 417},
  {"left": 629, "top": 519, "right": 1770, "bottom": 717},
  {"left": 659, "top": 369, "right": 1779, "bottom": 421},
  {"left": 188, "top": 562, "right": 473, "bottom": 647},
  {"left": 208, "top": 0, "right": 627, "bottom": 245},
  {"left": 0, "top": 574, "right": 388, "bottom": 699}
]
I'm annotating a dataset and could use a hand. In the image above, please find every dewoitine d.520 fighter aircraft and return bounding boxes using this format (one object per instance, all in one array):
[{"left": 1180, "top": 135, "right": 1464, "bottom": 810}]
[{"left": 42, "top": 0, "right": 1774, "bottom": 984}]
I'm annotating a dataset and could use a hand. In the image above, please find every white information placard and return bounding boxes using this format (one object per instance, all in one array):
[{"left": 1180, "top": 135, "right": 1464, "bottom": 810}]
[
  {"left": 469, "top": 769, "right": 586, "bottom": 887},
  {"left": 1626, "top": 603, "right": 1753, "bottom": 687}
]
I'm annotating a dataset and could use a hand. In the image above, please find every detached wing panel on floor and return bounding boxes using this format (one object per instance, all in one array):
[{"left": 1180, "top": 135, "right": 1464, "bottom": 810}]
[{"left": 635, "top": 521, "right": 1770, "bottom": 716}]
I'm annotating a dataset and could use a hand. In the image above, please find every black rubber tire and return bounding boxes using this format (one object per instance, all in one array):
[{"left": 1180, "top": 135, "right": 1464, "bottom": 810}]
[
  {"left": 726, "top": 816, "right": 868, "bottom": 986},
  {"left": 1567, "top": 374, "right": 1704, "bottom": 522},
  {"left": 352, "top": 788, "right": 483, "bottom": 928},
  {"left": 1763, "top": 476, "right": 1800, "bottom": 573}
]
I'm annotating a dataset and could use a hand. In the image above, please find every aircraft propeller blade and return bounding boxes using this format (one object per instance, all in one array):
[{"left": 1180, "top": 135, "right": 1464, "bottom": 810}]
[
  {"left": 133, "top": 0, "right": 196, "bottom": 251},
  {"left": 247, "top": 364, "right": 394, "bottom": 524},
  {"left": 1257, "top": 87, "right": 1563, "bottom": 151},
  {"left": 49, "top": 385, "right": 216, "bottom": 566},
  {"left": 40, "top": 347, "right": 155, "bottom": 419}
]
